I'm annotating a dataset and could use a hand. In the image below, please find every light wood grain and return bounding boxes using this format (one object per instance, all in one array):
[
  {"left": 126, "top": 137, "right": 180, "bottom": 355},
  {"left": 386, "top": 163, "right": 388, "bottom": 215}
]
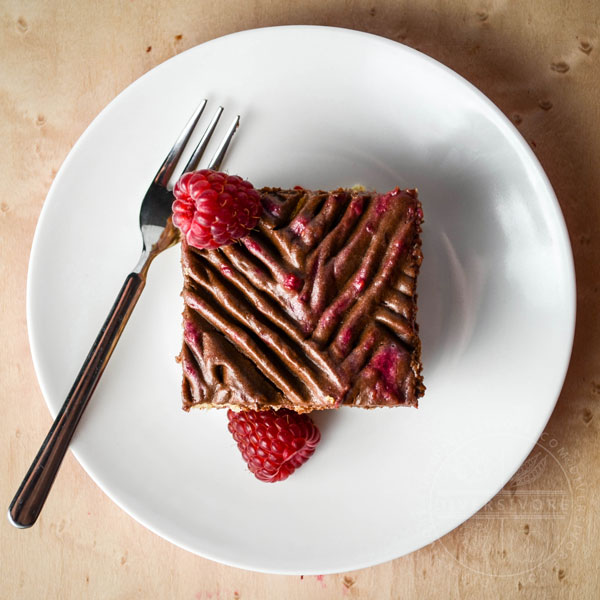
[{"left": 1, "top": 1, "right": 598, "bottom": 598}]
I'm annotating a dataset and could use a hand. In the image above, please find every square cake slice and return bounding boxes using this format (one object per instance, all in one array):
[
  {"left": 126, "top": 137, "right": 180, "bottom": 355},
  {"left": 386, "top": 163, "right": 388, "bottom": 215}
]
[{"left": 178, "top": 186, "right": 424, "bottom": 412}]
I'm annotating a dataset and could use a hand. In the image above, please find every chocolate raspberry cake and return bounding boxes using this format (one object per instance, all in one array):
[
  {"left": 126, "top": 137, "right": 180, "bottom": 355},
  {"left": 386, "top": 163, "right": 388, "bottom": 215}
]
[{"left": 177, "top": 183, "right": 424, "bottom": 413}]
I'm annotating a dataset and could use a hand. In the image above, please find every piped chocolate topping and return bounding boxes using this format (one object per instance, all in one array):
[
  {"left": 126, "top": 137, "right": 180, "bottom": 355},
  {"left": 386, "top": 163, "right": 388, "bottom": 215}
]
[{"left": 178, "top": 187, "right": 424, "bottom": 412}]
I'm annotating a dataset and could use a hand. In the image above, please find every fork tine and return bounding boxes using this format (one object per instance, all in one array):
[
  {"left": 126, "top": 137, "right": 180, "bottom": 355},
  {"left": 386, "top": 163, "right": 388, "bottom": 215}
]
[
  {"left": 181, "top": 106, "right": 224, "bottom": 174},
  {"left": 207, "top": 115, "right": 240, "bottom": 171},
  {"left": 153, "top": 99, "right": 207, "bottom": 187}
]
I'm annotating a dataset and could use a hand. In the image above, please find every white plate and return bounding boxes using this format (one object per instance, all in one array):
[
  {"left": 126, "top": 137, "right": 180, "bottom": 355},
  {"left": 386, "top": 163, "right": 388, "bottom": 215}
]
[{"left": 28, "top": 26, "right": 575, "bottom": 574}]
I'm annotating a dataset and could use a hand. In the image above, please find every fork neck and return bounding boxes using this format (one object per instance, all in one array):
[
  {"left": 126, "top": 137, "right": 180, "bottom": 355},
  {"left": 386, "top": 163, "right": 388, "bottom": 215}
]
[{"left": 133, "top": 220, "right": 180, "bottom": 275}]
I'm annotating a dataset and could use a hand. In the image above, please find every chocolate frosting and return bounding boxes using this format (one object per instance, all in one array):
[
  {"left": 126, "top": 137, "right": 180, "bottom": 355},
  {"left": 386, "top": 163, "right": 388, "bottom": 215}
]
[{"left": 178, "top": 187, "right": 424, "bottom": 412}]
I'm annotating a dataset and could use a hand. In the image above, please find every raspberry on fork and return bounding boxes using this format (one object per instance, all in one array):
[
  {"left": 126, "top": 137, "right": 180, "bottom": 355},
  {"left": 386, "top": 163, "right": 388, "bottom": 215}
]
[
  {"left": 172, "top": 169, "right": 262, "bottom": 249},
  {"left": 227, "top": 408, "right": 321, "bottom": 482}
]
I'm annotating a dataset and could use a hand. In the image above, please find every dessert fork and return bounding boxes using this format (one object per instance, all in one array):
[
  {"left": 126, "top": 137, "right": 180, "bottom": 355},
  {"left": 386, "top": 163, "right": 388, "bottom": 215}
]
[{"left": 9, "top": 100, "right": 239, "bottom": 528}]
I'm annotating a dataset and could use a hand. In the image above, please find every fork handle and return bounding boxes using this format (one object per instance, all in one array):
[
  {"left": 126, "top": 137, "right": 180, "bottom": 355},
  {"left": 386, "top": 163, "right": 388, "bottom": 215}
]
[{"left": 8, "top": 271, "right": 146, "bottom": 528}]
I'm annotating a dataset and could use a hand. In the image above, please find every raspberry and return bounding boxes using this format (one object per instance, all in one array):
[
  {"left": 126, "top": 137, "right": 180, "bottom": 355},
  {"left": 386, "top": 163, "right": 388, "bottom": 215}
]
[
  {"left": 283, "top": 273, "right": 303, "bottom": 291},
  {"left": 227, "top": 408, "right": 321, "bottom": 482},
  {"left": 172, "top": 169, "right": 262, "bottom": 249}
]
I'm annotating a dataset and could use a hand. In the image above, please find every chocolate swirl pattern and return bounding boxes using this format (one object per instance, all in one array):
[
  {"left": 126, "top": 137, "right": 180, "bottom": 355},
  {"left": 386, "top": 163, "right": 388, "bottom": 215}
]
[{"left": 178, "top": 187, "right": 424, "bottom": 412}]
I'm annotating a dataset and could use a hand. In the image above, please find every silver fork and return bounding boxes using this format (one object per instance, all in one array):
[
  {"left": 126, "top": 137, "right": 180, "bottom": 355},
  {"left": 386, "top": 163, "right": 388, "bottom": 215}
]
[{"left": 9, "top": 100, "right": 239, "bottom": 528}]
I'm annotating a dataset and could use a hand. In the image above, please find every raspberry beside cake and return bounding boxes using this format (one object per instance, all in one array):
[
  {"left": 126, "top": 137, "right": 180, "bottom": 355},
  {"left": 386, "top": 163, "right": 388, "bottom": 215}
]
[{"left": 177, "top": 182, "right": 424, "bottom": 413}]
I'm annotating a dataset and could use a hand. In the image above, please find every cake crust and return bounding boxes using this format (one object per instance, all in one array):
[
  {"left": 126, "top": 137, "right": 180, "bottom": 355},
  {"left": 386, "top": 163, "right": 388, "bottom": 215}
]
[{"left": 178, "top": 186, "right": 424, "bottom": 412}]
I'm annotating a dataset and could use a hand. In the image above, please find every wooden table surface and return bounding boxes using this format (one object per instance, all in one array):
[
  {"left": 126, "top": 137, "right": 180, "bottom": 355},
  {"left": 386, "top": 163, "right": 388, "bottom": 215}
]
[{"left": 1, "top": 1, "right": 598, "bottom": 598}]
